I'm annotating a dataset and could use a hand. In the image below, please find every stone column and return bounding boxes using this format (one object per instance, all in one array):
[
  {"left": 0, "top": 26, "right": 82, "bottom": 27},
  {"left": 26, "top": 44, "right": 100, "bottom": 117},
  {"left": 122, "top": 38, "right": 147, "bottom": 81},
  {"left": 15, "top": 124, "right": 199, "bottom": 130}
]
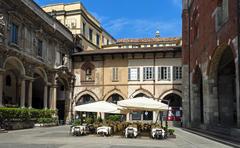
[
  {"left": 0, "top": 70, "right": 4, "bottom": 107},
  {"left": 44, "top": 85, "right": 48, "bottom": 109},
  {"left": 28, "top": 80, "right": 33, "bottom": 108},
  {"left": 50, "top": 85, "right": 57, "bottom": 110},
  {"left": 126, "top": 113, "right": 130, "bottom": 121},
  {"left": 20, "top": 79, "right": 26, "bottom": 108}
]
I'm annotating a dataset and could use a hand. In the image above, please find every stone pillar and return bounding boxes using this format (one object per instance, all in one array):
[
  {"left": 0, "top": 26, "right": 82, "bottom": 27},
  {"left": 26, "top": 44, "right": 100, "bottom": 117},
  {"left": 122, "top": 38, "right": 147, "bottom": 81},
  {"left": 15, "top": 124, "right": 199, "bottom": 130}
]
[
  {"left": 44, "top": 85, "right": 48, "bottom": 109},
  {"left": 50, "top": 85, "right": 57, "bottom": 110},
  {"left": 182, "top": 65, "right": 190, "bottom": 128},
  {"left": 20, "top": 79, "right": 26, "bottom": 108},
  {"left": 28, "top": 80, "right": 33, "bottom": 108},
  {"left": 126, "top": 113, "right": 130, "bottom": 121},
  {"left": 0, "top": 70, "right": 4, "bottom": 107}
]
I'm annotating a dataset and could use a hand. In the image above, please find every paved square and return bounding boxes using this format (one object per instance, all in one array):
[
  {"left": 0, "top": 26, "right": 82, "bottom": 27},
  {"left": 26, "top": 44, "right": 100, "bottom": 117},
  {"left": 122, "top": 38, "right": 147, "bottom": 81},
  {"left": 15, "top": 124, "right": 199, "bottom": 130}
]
[{"left": 0, "top": 126, "right": 232, "bottom": 148}]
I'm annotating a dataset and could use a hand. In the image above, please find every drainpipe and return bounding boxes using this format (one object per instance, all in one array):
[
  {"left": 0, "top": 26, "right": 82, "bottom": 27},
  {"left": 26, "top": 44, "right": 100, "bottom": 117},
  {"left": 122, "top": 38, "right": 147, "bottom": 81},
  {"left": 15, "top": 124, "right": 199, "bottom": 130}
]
[
  {"left": 187, "top": 0, "right": 192, "bottom": 125},
  {"left": 237, "top": 0, "right": 240, "bottom": 128}
]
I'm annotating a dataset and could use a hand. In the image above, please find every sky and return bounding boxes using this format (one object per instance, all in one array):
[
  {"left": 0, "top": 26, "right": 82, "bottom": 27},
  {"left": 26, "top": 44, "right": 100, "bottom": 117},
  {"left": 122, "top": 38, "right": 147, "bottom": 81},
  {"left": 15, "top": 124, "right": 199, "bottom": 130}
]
[{"left": 35, "top": 0, "right": 182, "bottom": 39}]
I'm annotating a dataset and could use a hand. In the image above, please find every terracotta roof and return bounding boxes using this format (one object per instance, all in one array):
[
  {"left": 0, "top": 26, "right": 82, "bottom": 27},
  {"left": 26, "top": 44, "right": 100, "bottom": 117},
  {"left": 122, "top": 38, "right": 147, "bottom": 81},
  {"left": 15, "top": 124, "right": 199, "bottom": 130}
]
[
  {"left": 72, "top": 46, "right": 181, "bottom": 56},
  {"left": 117, "top": 37, "right": 181, "bottom": 44}
]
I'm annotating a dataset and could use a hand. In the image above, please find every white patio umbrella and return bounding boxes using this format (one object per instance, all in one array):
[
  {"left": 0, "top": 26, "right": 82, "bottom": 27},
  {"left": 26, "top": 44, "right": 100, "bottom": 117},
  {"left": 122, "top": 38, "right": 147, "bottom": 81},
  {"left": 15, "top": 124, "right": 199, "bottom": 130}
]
[
  {"left": 117, "top": 97, "right": 168, "bottom": 111},
  {"left": 74, "top": 101, "right": 125, "bottom": 114}
]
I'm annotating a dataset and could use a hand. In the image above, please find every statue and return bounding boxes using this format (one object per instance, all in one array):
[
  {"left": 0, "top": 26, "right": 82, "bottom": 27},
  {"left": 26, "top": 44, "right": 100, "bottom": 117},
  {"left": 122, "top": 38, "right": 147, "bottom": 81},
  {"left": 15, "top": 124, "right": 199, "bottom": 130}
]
[
  {"left": 0, "top": 14, "right": 5, "bottom": 43},
  {"left": 0, "top": 14, "right": 5, "bottom": 36},
  {"left": 63, "top": 54, "right": 68, "bottom": 66}
]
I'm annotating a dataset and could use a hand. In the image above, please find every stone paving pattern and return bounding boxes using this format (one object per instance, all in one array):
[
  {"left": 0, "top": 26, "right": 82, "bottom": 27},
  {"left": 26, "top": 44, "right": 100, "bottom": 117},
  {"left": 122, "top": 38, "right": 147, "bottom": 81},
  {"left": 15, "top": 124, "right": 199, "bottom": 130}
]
[{"left": 0, "top": 126, "right": 233, "bottom": 148}]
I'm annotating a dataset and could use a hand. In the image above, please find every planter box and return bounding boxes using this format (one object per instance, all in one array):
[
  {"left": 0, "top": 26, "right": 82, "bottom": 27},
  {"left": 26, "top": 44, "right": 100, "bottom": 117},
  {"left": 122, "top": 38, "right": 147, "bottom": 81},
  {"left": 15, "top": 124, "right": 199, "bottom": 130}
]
[{"left": 6, "top": 121, "right": 34, "bottom": 130}]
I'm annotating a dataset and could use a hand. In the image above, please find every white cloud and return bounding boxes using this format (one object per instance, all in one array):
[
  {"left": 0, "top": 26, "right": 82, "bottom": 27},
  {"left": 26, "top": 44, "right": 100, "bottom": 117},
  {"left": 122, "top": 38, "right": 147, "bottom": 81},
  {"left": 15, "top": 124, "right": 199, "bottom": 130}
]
[
  {"left": 87, "top": 12, "right": 181, "bottom": 38},
  {"left": 103, "top": 18, "right": 181, "bottom": 38}
]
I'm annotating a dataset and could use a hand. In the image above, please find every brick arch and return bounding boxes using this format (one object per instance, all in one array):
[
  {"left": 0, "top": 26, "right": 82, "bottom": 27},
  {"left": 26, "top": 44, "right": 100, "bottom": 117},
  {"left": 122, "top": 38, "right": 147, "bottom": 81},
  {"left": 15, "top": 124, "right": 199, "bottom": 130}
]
[
  {"left": 192, "top": 65, "right": 203, "bottom": 84},
  {"left": 207, "top": 44, "right": 236, "bottom": 79},
  {"left": 129, "top": 88, "right": 154, "bottom": 99},
  {"left": 74, "top": 90, "right": 99, "bottom": 103},
  {"left": 103, "top": 88, "right": 127, "bottom": 101},
  {"left": 158, "top": 89, "right": 182, "bottom": 101}
]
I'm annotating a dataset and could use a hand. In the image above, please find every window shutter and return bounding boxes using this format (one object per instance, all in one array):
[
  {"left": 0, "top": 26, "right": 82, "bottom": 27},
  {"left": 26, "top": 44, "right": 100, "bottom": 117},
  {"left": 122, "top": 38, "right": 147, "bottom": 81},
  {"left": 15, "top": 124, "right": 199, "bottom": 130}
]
[
  {"left": 173, "top": 66, "right": 176, "bottom": 81},
  {"left": 112, "top": 68, "right": 115, "bottom": 81},
  {"left": 115, "top": 68, "right": 118, "bottom": 80},
  {"left": 128, "top": 68, "right": 130, "bottom": 80},
  {"left": 143, "top": 67, "right": 146, "bottom": 80},
  {"left": 137, "top": 68, "right": 140, "bottom": 80},
  {"left": 167, "top": 67, "right": 171, "bottom": 81},
  {"left": 158, "top": 67, "right": 161, "bottom": 80},
  {"left": 152, "top": 67, "right": 155, "bottom": 80}
]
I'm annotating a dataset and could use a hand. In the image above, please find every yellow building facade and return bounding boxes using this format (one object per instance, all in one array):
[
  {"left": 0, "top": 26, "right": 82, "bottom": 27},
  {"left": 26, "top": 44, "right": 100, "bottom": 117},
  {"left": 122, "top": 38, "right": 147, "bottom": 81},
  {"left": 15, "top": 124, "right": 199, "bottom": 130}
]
[
  {"left": 72, "top": 37, "right": 182, "bottom": 121},
  {"left": 42, "top": 2, "right": 116, "bottom": 51}
]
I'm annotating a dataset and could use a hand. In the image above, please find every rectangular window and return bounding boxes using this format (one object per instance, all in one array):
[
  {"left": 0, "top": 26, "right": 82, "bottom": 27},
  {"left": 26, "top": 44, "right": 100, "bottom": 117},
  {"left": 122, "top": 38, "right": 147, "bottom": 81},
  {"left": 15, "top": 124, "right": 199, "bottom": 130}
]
[
  {"left": 143, "top": 67, "right": 154, "bottom": 80},
  {"left": 107, "top": 39, "right": 109, "bottom": 45},
  {"left": 37, "top": 39, "right": 43, "bottom": 57},
  {"left": 143, "top": 111, "right": 153, "bottom": 120},
  {"left": 96, "top": 34, "right": 100, "bottom": 46},
  {"left": 173, "top": 66, "right": 182, "bottom": 80},
  {"left": 131, "top": 112, "right": 142, "bottom": 120},
  {"left": 112, "top": 67, "right": 118, "bottom": 81},
  {"left": 102, "top": 36, "right": 105, "bottom": 45},
  {"left": 158, "top": 67, "right": 171, "bottom": 81},
  {"left": 215, "top": 0, "right": 229, "bottom": 30},
  {"left": 71, "top": 22, "right": 76, "bottom": 29},
  {"left": 128, "top": 68, "right": 140, "bottom": 81},
  {"left": 82, "top": 23, "right": 86, "bottom": 36},
  {"left": 89, "top": 28, "right": 93, "bottom": 41},
  {"left": 11, "top": 23, "right": 18, "bottom": 44}
]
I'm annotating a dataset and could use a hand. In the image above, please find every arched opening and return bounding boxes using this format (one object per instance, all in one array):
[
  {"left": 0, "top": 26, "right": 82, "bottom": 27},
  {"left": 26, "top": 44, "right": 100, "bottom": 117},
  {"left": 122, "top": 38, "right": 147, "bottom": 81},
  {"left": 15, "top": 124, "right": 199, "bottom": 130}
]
[
  {"left": 192, "top": 66, "right": 204, "bottom": 124},
  {"left": 134, "top": 93, "right": 150, "bottom": 98},
  {"left": 106, "top": 93, "right": 124, "bottom": 120},
  {"left": 81, "top": 62, "right": 95, "bottom": 81},
  {"left": 3, "top": 71, "right": 19, "bottom": 107},
  {"left": 161, "top": 93, "right": 182, "bottom": 121},
  {"left": 56, "top": 79, "right": 67, "bottom": 124},
  {"left": 106, "top": 93, "right": 124, "bottom": 104},
  {"left": 130, "top": 93, "right": 153, "bottom": 121},
  {"left": 217, "top": 48, "right": 237, "bottom": 127},
  {"left": 76, "top": 94, "right": 96, "bottom": 123},
  {"left": 32, "top": 73, "right": 45, "bottom": 109},
  {"left": 3, "top": 57, "right": 25, "bottom": 107}
]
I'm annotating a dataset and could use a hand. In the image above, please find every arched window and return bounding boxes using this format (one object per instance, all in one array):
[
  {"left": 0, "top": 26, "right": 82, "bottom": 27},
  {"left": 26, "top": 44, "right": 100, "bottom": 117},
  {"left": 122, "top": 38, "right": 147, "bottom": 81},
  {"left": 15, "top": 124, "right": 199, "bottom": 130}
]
[
  {"left": 77, "top": 94, "right": 95, "bottom": 105},
  {"left": 107, "top": 93, "right": 124, "bottom": 104},
  {"left": 81, "top": 62, "right": 95, "bottom": 82},
  {"left": 6, "top": 75, "right": 12, "bottom": 86},
  {"left": 192, "top": 9, "right": 199, "bottom": 41}
]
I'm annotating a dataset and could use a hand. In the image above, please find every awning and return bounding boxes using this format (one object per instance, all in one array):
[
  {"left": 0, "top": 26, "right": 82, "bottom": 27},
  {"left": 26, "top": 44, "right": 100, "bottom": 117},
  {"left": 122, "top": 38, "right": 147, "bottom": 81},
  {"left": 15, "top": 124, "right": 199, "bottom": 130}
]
[
  {"left": 117, "top": 97, "right": 168, "bottom": 111},
  {"left": 74, "top": 101, "right": 125, "bottom": 114}
]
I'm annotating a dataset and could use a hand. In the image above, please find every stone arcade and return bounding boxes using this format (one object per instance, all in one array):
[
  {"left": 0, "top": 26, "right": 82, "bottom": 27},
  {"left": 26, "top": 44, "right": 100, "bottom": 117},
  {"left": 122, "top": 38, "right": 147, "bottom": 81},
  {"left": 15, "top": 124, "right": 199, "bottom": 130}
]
[{"left": 0, "top": 0, "right": 75, "bottom": 123}]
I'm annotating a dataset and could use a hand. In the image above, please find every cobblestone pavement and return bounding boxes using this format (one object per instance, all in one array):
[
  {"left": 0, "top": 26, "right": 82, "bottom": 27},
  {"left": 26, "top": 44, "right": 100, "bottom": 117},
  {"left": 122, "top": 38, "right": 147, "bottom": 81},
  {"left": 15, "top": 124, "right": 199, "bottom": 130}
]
[{"left": 0, "top": 126, "right": 233, "bottom": 148}]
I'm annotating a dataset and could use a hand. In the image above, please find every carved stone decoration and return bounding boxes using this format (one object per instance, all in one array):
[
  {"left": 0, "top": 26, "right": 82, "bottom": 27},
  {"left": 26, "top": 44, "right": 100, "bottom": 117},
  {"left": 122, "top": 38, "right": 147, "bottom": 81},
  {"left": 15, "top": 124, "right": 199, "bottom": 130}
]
[{"left": 0, "top": 13, "right": 6, "bottom": 42}]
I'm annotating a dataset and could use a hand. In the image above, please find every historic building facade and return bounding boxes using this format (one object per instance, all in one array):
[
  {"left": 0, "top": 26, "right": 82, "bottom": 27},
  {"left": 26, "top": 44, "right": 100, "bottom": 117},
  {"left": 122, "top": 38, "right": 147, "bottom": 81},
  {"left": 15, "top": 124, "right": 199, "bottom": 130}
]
[
  {"left": 0, "top": 0, "right": 75, "bottom": 123},
  {"left": 42, "top": 2, "right": 116, "bottom": 51},
  {"left": 182, "top": 0, "right": 240, "bottom": 136},
  {"left": 72, "top": 37, "right": 183, "bottom": 121}
]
